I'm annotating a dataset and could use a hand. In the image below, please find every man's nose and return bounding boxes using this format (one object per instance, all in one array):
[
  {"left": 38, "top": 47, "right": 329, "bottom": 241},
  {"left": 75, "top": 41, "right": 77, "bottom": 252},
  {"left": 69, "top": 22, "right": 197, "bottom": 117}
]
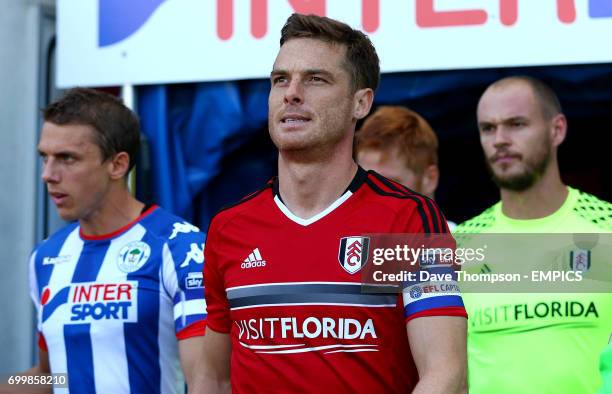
[
  {"left": 493, "top": 128, "right": 511, "bottom": 147},
  {"left": 41, "top": 159, "right": 59, "bottom": 183},
  {"left": 284, "top": 79, "right": 304, "bottom": 105}
]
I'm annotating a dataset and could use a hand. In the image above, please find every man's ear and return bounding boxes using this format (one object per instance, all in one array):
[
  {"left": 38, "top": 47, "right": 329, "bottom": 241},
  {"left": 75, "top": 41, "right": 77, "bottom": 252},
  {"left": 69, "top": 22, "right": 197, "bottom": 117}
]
[
  {"left": 551, "top": 114, "right": 567, "bottom": 147},
  {"left": 353, "top": 88, "right": 374, "bottom": 120},
  {"left": 421, "top": 164, "right": 439, "bottom": 199},
  {"left": 108, "top": 152, "right": 131, "bottom": 181}
]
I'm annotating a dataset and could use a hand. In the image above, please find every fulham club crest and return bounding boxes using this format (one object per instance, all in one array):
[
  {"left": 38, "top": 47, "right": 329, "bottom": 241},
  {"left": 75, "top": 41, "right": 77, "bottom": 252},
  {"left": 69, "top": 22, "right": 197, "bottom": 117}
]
[
  {"left": 338, "top": 236, "right": 370, "bottom": 274},
  {"left": 569, "top": 249, "right": 591, "bottom": 273}
]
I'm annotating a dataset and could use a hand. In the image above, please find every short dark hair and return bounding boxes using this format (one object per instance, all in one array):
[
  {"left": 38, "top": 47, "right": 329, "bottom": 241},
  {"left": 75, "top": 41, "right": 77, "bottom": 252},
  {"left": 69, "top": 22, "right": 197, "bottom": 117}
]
[
  {"left": 355, "top": 106, "right": 438, "bottom": 174},
  {"left": 487, "top": 76, "right": 563, "bottom": 120},
  {"left": 280, "top": 13, "right": 380, "bottom": 92},
  {"left": 43, "top": 88, "right": 141, "bottom": 172}
]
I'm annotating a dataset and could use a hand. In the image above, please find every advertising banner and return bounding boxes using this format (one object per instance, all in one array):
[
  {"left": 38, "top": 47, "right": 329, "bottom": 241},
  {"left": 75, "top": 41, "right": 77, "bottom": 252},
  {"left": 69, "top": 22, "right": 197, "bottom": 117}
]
[{"left": 57, "top": 0, "right": 612, "bottom": 87}]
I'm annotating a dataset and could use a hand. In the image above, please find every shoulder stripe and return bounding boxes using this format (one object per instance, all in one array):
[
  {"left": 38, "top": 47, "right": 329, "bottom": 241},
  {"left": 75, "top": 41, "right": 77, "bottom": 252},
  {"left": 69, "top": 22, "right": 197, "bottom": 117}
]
[
  {"left": 365, "top": 177, "right": 435, "bottom": 233},
  {"left": 371, "top": 173, "right": 447, "bottom": 233},
  {"left": 369, "top": 172, "right": 415, "bottom": 195},
  {"left": 366, "top": 173, "right": 447, "bottom": 234},
  {"left": 365, "top": 177, "right": 432, "bottom": 233}
]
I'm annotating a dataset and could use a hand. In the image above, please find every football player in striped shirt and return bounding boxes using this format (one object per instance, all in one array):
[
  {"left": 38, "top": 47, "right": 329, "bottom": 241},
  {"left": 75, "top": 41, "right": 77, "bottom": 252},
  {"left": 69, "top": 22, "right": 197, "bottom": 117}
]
[
  {"left": 194, "top": 14, "right": 467, "bottom": 394},
  {"left": 25, "top": 88, "right": 206, "bottom": 393}
]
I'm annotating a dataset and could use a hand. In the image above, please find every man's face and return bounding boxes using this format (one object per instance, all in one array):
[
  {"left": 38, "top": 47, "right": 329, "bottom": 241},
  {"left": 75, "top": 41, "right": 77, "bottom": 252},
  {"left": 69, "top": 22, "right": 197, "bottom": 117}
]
[
  {"left": 357, "top": 148, "right": 423, "bottom": 192},
  {"left": 38, "top": 122, "right": 112, "bottom": 222},
  {"left": 477, "top": 83, "right": 553, "bottom": 191},
  {"left": 268, "top": 38, "right": 356, "bottom": 153}
]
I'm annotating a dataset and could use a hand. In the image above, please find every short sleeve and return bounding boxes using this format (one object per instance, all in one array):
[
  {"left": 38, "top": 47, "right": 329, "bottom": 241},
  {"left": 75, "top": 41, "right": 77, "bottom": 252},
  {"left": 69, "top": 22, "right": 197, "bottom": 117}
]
[
  {"left": 29, "top": 250, "right": 48, "bottom": 350},
  {"left": 400, "top": 200, "right": 468, "bottom": 322},
  {"left": 29, "top": 250, "right": 42, "bottom": 331},
  {"left": 202, "top": 217, "right": 232, "bottom": 333},
  {"left": 161, "top": 221, "right": 207, "bottom": 339}
]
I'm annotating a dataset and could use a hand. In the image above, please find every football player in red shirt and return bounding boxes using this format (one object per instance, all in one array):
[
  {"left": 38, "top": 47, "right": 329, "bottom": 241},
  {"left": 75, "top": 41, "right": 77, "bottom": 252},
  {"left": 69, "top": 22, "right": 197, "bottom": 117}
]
[{"left": 194, "top": 13, "right": 467, "bottom": 394}]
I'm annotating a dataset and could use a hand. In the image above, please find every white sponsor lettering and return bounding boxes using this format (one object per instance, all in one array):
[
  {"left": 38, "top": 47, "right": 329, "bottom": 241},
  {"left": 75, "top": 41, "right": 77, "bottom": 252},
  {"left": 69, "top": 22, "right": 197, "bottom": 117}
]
[
  {"left": 241, "top": 261, "right": 266, "bottom": 269},
  {"left": 235, "top": 317, "right": 377, "bottom": 341},
  {"left": 42, "top": 255, "right": 71, "bottom": 265}
]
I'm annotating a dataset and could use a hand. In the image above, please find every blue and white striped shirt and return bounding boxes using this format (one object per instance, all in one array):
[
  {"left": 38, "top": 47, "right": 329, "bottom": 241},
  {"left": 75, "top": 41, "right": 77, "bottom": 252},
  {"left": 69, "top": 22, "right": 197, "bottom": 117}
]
[{"left": 29, "top": 206, "right": 206, "bottom": 394}]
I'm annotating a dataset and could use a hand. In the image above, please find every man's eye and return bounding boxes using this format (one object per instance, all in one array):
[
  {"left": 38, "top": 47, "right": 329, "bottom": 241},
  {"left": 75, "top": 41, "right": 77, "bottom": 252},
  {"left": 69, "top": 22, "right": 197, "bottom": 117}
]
[
  {"left": 273, "top": 76, "right": 287, "bottom": 84},
  {"left": 60, "top": 155, "right": 75, "bottom": 163},
  {"left": 310, "top": 76, "right": 325, "bottom": 83}
]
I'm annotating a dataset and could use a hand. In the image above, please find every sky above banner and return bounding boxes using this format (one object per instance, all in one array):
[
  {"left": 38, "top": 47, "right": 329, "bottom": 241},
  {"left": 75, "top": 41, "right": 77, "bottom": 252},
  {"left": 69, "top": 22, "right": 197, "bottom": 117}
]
[{"left": 57, "top": 0, "right": 612, "bottom": 87}]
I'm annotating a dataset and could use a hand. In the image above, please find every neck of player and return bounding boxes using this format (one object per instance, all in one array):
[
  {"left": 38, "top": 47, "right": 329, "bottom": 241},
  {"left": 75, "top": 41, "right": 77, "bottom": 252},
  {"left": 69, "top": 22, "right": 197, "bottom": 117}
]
[
  {"left": 277, "top": 137, "right": 357, "bottom": 220},
  {"left": 80, "top": 182, "right": 145, "bottom": 237},
  {"left": 499, "top": 161, "right": 568, "bottom": 220}
]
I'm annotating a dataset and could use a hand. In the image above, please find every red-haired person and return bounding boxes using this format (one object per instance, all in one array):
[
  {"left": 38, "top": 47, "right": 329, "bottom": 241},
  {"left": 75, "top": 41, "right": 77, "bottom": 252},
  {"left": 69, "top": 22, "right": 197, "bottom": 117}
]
[{"left": 356, "top": 105, "right": 455, "bottom": 230}]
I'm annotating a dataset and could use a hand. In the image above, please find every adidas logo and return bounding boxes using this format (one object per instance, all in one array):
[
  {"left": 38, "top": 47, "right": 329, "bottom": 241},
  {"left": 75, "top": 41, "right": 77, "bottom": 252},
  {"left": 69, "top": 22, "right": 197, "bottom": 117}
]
[{"left": 241, "top": 248, "right": 267, "bottom": 269}]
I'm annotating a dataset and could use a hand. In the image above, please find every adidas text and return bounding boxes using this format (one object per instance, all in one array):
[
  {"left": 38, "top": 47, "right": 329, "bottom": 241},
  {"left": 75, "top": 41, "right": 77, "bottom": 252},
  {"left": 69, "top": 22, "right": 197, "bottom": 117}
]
[{"left": 241, "top": 260, "right": 266, "bottom": 269}]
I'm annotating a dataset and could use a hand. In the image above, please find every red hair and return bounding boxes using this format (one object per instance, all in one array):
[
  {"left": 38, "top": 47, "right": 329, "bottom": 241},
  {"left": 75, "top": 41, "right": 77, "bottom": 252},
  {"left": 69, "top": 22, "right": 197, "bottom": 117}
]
[{"left": 355, "top": 106, "right": 438, "bottom": 174}]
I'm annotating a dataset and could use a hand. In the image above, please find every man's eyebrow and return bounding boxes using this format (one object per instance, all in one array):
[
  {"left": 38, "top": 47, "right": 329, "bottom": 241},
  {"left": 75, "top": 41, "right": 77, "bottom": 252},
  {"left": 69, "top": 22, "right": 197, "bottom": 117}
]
[
  {"left": 270, "top": 69, "right": 335, "bottom": 78},
  {"left": 305, "top": 69, "right": 336, "bottom": 81},
  {"left": 504, "top": 116, "right": 528, "bottom": 122},
  {"left": 37, "top": 149, "right": 80, "bottom": 157},
  {"left": 303, "top": 69, "right": 333, "bottom": 76},
  {"left": 478, "top": 116, "right": 529, "bottom": 128},
  {"left": 270, "top": 69, "right": 287, "bottom": 78}
]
